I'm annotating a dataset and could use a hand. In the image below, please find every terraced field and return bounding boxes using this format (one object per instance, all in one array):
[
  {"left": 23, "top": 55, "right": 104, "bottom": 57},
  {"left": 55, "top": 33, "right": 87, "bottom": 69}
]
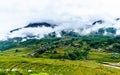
[{"left": 0, "top": 55, "right": 119, "bottom": 75}]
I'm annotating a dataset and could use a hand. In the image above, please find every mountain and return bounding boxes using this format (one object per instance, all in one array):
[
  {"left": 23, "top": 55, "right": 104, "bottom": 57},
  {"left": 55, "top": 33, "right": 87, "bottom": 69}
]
[
  {"left": 10, "top": 22, "right": 57, "bottom": 33},
  {"left": 10, "top": 28, "right": 22, "bottom": 33},
  {"left": 92, "top": 20, "right": 104, "bottom": 25},
  {"left": 8, "top": 18, "right": 120, "bottom": 40},
  {"left": 24, "top": 22, "right": 57, "bottom": 28}
]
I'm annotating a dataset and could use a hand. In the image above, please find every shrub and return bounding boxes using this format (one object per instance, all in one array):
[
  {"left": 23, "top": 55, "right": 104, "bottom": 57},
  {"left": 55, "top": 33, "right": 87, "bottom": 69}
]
[
  {"left": 112, "top": 43, "right": 120, "bottom": 53},
  {"left": 111, "top": 53, "right": 120, "bottom": 59}
]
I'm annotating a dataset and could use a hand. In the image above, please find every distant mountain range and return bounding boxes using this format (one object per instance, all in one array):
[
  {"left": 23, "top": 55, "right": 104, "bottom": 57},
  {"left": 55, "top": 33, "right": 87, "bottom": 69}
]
[{"left": 8, "top": 18, "right": 120, "bottom": 39}]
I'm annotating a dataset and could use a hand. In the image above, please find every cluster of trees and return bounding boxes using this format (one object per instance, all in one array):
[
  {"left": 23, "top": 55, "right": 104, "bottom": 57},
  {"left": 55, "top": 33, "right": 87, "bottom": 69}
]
[
  {"left": 97, "top": 27, "right": 117, "bottom": 35},
  {"left": 0, "top": 40, "right": 17, "bottom": 51},
  {"left": 111, "top": 43, "right": 120, "bottom": 53},
  {"left": 66, "top": 47, "right": 90, "bottom": 60},
  {"left": 33, "top": 37, "right": 79, "bottom": 57},
  {"left": 61, "top": 30, "right": 80, "bottom": 37},
  {"left": 81, "top": 35, "right": 120, "bottom": 53},
  {"left": 81, "top": 35, "right": 112, "bottom": 49}
]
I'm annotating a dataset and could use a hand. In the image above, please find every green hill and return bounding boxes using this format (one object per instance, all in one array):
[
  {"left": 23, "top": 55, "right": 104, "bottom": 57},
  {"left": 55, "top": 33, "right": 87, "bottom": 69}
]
[{"left": 0, "top": 35, "right": 120, "bottom": 75}]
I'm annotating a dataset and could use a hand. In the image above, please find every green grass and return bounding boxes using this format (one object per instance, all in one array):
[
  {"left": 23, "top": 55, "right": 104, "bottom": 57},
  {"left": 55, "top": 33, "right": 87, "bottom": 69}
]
[
  {"left": 0, "top": 48, "right": 120, "bottom": 75},
  {"left": 89, "top": 51, "right": 120, "bottom": 62},
  {"left": 30, "top": 72, "right": 49, "bottom": 75},
  {"left": 0, "top": 47, "right": 33, "bottom": 57},
  {"left": 0, "top": 56, "right": 119, "bottom": 75}
]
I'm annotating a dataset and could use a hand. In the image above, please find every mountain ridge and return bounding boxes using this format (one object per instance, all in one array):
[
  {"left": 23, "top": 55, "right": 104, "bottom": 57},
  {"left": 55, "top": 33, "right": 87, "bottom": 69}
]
[{"left": 10, "top": 22, "right": 57, "bottom": 33}]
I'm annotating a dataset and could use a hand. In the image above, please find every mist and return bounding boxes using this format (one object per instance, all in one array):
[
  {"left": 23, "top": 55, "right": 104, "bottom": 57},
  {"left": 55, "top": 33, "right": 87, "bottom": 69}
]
[{"left": 0, "top": 0, "right": 120, "bottom": 40}]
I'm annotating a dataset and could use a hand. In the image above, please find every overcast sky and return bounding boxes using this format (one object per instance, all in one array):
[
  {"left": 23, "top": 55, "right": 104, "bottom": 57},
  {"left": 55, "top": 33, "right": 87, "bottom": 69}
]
[{"left": 0, "top": 0, "right": 120, "bottom": 40}]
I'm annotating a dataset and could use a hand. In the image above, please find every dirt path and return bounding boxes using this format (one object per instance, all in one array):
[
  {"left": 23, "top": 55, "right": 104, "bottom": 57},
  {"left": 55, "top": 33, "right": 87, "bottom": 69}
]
[{"left": 102, "top": 62, "right": 120, "bottom": 69}]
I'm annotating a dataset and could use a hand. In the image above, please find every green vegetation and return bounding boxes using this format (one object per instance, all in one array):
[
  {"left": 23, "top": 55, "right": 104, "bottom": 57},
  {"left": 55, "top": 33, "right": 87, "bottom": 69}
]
[
  {"left": 0, "top": 34, "right": 120, "bottom": 75},
  {"left": 89, "top": 51, "right": 120, "bottom": 63},
  {"left": 0, "top": 56, "right": 119, "bottom": 75}
]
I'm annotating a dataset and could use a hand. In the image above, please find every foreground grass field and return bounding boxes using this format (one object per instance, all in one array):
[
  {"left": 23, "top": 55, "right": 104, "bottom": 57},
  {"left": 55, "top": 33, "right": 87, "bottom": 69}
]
[
  {"left": 0, "top": 56, "right": 119, "bottom": 75},
  {"left": 0, "top": 48, "right": 120, "bottom": 75}
]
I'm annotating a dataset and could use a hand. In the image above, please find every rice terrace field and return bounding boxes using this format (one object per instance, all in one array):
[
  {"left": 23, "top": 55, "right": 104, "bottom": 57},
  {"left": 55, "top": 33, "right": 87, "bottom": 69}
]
[{"left": 0, "top": 47, "right": 119, "bottom": 75}]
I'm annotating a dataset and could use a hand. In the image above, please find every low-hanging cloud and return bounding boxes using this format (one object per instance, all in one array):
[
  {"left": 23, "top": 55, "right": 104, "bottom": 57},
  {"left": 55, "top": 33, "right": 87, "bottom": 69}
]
[{"left": 0, "top": 0, "right": 120, "bottom": 40}]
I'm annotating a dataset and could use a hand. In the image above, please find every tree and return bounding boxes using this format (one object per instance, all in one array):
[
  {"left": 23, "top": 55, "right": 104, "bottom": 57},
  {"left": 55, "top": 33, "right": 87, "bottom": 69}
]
[
  {"left": 112, "top": 43, "right": 120, "bottom": 53},
  {"left": 106, "top": 27, "right": 116, "bottom": 35},
  {"left": 98, "top": 28, "right": 105, "bottom": 35},
  {"left": 111, "top": 53, "right": 119, "bottom": 59}
]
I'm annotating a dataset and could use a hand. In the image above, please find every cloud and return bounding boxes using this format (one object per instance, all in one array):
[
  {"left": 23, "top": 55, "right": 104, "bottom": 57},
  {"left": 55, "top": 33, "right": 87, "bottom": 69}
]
[{"left": 0, "top": 0, "right": 120, "bottom": 40}]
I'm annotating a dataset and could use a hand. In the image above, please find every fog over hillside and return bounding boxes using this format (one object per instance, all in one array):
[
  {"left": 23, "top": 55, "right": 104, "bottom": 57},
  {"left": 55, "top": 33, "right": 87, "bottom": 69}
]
[{"left": 0, "top": 0, "right": 120, "bottom": 40}]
